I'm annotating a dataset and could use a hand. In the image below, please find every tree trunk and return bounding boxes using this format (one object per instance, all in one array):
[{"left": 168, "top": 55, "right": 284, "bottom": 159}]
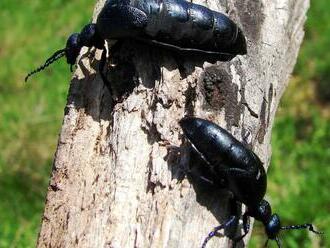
[{"left": 37, "top": 0, "right": 309, "bottom": 247}]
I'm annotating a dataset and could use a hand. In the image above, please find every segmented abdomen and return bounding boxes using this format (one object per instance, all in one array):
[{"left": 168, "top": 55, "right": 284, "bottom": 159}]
[{"left": 131, "top": 0, "right": 246, "bottom": 55}]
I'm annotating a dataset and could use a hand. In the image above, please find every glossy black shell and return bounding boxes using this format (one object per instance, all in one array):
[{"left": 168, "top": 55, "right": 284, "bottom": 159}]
[
  {"left": 97, "top": 0, "right": 246, "bottom": 55},
  {"left": 180, "top": 117, "right": 267, "bottom": 207}
]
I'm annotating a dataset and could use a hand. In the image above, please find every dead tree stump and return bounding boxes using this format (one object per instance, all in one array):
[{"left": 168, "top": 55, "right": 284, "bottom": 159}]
[{"left": 37, "top": 0, "right": 309, "bottom": 247}]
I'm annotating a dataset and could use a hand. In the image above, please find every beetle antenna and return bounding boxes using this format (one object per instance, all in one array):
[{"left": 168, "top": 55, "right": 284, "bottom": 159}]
[
  {"left": 280, "top": 223, "right": 323, "bottom": 234},
  {"left": 25, "top": 48, "right": 66, "bottom": 82}
]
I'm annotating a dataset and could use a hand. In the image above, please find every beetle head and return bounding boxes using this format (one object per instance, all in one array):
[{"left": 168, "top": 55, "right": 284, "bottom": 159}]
[
  {"left": 260, "top": 206, "right": 282, "bottom": 247},
  {"left": 252, "top": 200, "right": 322, "bottom": 248},
  {"left": 65, "top": 33, "right": 82, "bottom": 66},
  {"left": 25, "top": 23, "right": 104, "bottom": 82},
  {"left": 265, "top": 213, "right": 281, "bottom": 240}
]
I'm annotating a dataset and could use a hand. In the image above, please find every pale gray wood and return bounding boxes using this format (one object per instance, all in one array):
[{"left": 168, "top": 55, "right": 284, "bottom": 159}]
[{"left": 37, "top": 0, "right": 309, "bottom": 247}]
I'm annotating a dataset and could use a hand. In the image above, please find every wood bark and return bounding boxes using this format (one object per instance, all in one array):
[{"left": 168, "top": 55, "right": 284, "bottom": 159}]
[{"left": 37, "top": 0, "right": 309, "bottom": 247}]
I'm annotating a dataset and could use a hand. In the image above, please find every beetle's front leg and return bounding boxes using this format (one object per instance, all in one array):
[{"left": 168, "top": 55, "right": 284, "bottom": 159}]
[{"left": 233, "top": 212, "right": 250, "bottom": 247}]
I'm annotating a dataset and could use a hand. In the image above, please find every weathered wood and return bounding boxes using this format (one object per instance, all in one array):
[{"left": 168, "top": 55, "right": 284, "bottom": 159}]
[{"left": 37, "top": 0, "right": 309, "bottom": 247}]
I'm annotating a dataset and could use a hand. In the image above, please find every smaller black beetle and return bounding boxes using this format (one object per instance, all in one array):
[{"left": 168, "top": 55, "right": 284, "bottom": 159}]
[{"left": 179, "top": 117, "right": 322, "bottom": 248}]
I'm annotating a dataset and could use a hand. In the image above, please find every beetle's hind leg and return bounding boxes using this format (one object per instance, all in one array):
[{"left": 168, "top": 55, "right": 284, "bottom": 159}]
[
  {"left": 201, "top": 215, "right": 238, "bottom": 248},
  {"left": 201, "top": 199, "right": 241, "bottom": 248}
]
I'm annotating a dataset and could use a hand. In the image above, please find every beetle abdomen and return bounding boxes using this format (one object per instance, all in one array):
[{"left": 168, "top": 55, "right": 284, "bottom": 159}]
[
  {"left": 179, "top": 117, "right": 257, "bottom": 169},
  {"left": 98, "top": 0, "right": 246, "bottom": 56},
  {"left": 142, "top": 0, "right": 246, "bottom": 55},
  {"left": 179, "top": 117, "right": 267, "bottom": 205}
]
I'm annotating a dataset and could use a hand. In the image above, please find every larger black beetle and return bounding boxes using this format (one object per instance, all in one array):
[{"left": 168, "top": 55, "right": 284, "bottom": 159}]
[
  {"left": 179, "top": 117, "right": 322, "bottom": 247},
  {"left": 25, "top": 0, "right": 247, "bottom": 91}
]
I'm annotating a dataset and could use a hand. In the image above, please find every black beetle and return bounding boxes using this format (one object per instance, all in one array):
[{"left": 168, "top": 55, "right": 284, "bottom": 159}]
[
  {"left": 25, "top": 0, "right": 247, "bottom": 92},
  {"left": 179, "top": 117, "right": 322, "bottom": 248}
]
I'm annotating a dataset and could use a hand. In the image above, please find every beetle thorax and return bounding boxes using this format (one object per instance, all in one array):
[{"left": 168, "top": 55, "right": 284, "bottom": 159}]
[
  {"left": 248, "top": 200, "right": 281, "bottom": 240},
  {"left": 65, "top": 24, "right": 104, "bottom": 65}
]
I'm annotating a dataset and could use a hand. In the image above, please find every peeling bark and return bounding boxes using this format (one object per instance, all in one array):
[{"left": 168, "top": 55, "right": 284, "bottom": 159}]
[{"left": 37, "top": 0, "right": 309, "bottom": 247}]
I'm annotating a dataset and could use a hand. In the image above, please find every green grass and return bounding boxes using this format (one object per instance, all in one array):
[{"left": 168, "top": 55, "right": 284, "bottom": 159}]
[
  {"left": 250, "top": 79, "right": 330, "bottom": 247},
  {"left": 250, "top": 1, "right": 330, "bottom": 247},
  {"left": 295, "top": 0, "right": 330, "bottom": 103},
  {"left": 0, "top": 0, "right": 329, "bottom": 247},
  {"left": 0, "top": 1, "right": 94, "bottom": 247}
]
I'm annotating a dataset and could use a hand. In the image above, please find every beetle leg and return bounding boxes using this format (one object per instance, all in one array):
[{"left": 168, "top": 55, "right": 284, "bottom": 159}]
[
  {"left": 264, "top": 239, "right": 269, "bottom": 247},
  {"left": 189, "top": 171, "right": 217, "bottom": 187},
  {"left": 201, "top": 199, "right": 240, "bottom": 248},
  {"left": 188, "top": 161, "right": 227, "bottom": 188},
  {"left": 99, "top": 46, "right": 112, "bottom": 96},
  {"left": 275, "top": 237, "right": 282, "bottom": 248},
  {"left": 178, "top": 145, "right": 218, "bottom": 187},
  {"left": 201, "top": 215, "right": 238, "bottom": 248},
  {"left": 242, "top": 213, "right": 251, "bottom": 237},
  {"left": 233, "top": 212, "right": 250, "bottom": 246},
  {"left": 186, "top": 146, "right": 228, "bottom": 188}
]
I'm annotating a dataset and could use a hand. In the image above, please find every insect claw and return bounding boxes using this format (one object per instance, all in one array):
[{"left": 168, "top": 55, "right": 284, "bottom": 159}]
[{"left": 264, "top": 239, "right": 269, "bottom": 247}]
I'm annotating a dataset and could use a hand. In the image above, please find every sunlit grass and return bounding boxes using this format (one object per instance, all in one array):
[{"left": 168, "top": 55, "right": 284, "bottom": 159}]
[
  {"left": 250, "top": 1, "right": 330, "bottom": 246},
  {"left": 250, "top": 77, "right": 330, "bottom": 248},
  {"left": 0, "top": 1, "right": 94, "bottom": 247}
]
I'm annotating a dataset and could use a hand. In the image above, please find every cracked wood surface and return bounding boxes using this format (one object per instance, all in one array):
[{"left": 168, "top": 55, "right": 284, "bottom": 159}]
[{"left": 37, "top": 0, "right": 309, "bottom": 247}]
